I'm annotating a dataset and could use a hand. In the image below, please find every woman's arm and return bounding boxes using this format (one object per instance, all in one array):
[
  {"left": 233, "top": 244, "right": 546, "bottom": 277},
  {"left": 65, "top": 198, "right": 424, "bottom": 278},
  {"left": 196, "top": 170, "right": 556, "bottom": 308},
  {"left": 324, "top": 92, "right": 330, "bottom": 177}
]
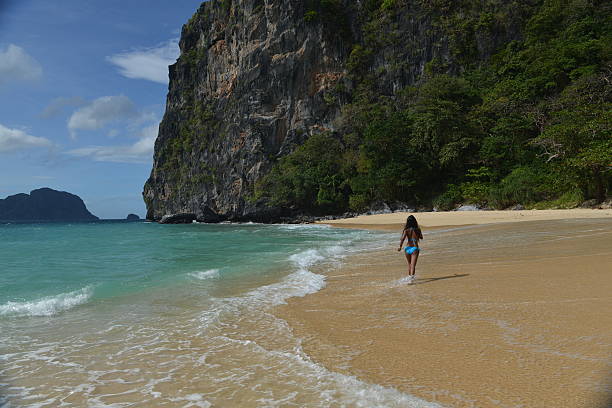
[
  {"left": 398, "top": 230, "right": 406, "bottom": 251},
  {"left": 419, "top": 229, "right": 423, "bottom": 240}
]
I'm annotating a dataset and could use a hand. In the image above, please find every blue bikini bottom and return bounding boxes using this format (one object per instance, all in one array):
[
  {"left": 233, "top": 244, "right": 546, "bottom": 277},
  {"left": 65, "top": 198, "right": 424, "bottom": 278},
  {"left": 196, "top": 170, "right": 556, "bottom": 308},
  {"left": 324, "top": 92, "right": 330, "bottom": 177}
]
[{"left": 405, "top": 246, "right": 420, "bottom": 255}]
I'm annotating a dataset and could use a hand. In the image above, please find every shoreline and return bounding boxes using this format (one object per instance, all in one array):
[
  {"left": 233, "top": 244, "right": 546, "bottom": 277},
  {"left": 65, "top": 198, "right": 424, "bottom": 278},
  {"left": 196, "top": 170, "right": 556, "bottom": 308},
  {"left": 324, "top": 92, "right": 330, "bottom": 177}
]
[
  {"left": 276, "top": 211, "right": 612, "bottom": 407},
  {"left": 317, "top": 208, "right": 612, "bottom": 231}
]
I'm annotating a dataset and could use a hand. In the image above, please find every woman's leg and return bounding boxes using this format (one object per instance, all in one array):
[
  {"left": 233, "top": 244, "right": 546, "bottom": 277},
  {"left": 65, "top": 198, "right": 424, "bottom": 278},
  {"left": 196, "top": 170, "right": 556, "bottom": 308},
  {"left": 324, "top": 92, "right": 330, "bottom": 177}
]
[
  {"left": 404, "top": 251, "right": 411, "bottom": 277},
  {"left": 410, "top": 250, "right": 420, "bottom": 277}
]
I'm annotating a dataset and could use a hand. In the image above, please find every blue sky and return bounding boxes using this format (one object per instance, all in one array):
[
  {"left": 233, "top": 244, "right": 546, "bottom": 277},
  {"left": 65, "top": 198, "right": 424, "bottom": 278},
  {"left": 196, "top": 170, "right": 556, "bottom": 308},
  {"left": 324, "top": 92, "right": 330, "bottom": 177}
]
[{"left": 0, "top": 0, "right": 201, "bottom": 218}]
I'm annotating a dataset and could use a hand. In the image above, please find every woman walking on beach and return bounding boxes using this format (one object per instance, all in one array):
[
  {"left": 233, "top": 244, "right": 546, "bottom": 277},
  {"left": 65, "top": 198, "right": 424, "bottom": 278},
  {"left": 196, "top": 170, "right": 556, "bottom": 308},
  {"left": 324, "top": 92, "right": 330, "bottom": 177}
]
[{"left": 398, "top": 215, "right": 423, "bottom": 283}]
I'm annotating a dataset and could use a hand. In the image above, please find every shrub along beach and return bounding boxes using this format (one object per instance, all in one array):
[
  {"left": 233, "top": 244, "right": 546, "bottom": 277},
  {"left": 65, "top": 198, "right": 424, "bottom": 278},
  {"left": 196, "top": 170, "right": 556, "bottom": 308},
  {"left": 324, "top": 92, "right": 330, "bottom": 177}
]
[{"left": 256, "top": 1, "right": 610, "bottom": 216}]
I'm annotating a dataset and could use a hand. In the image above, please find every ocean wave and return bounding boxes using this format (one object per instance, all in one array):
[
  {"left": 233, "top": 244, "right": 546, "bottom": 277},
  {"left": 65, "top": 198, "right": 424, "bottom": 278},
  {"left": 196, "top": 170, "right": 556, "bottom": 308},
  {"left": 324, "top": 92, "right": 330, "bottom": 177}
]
[
  {"left": 201, "top": 243, "right": 443, "bottom": 407},
  {"left": 0, "top": 286, "right": 93, "bottom": 317},
  {"left": 288, "top": 248, "right": 325, "bottom": 271},
  {"left": 199, "top": 245, "right": 346, "bottom": 329},
  {"left": 288, "top": 245, "right": 348, "bottom": 269},
  {"left": 189, "top": 269, "right": 220, "bottom": 281},
  {"left": 322, "top": 244, "right": 348, "bottom": 256},
  {"left": 251, "top": 245, "right": 350, "bottom": 305},
  {"left": 200, "top": 268, "right": 327, "bottom": 330},
  {"left": 275, "top": 224, "right": 331, "bottom": 231},
  {"left": 218, "top": 221, "right": 263, "bottom": 225},
  {"left": 216, "top": 334, "right": 443, "bottom": 408}
]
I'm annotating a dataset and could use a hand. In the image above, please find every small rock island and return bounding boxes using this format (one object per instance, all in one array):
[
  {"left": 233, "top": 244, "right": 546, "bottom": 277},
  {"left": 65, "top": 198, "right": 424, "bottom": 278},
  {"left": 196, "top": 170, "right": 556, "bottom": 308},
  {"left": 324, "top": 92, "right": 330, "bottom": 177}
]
[
  {"left": 0, "top": 188, "right": 98, "bottom": 221},
  {"left": 126, "top": 214, "right": 140, "bottom": 221}
]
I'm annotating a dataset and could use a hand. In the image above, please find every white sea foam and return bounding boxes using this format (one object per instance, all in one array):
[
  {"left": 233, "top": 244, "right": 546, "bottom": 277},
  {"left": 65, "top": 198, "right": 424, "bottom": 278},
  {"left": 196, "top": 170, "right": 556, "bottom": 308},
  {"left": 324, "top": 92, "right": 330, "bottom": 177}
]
[
  {"left": 0, "top": 286, "right": 93, "bottom": 317},
  {"left": 225, "top": 336, "right": 443, "bottom": 408},
  {"left": 323, "top": 244, "right": 349, "bottom": 257},
  {"left": 288, "top": 248, "right": 325, "bottom": 271},
  {"left": 198, "top": 246, "right": 337, "bottom": 329},
  {"left": 200, "top": 269, "right": 327, "bottom": 330},
  {"left": 238, "top": 245, "right": 352, "bottom": 310},
  {"left": 276, "top": 223, "right": 331, "bottom": 231},
  {"left": 171, "top": 393, "right": 212, "bottom": 408},
  {"left": 219, "top": 243, "right": 445, "bottom": 407},
  {"left": 189, "top": 269, "right": 220, "bottom": 280}
]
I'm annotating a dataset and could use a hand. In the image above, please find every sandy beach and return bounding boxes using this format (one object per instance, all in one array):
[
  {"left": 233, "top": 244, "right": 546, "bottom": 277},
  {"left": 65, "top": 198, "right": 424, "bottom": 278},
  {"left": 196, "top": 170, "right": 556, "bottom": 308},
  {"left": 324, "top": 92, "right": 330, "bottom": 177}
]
[
  {"left": 276, "top": 210, "right": 612, "bottom": 407},
  {"left": 318, "top": 208, "right": 612, "bottom": 231}
]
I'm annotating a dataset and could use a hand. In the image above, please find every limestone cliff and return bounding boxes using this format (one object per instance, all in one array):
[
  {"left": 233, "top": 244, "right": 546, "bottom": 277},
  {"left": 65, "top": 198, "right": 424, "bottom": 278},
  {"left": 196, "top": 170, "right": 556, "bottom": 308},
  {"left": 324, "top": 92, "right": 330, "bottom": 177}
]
[{"left": 144, "top": 0, "right": 529, "bottom": 222}]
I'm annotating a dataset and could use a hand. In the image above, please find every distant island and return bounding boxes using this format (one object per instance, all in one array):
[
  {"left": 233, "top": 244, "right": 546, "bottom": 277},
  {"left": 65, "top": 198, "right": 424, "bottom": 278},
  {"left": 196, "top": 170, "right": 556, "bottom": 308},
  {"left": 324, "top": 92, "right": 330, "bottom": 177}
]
[
  {"left": 126, "top": 213, "right": 140, "bottom": 221},
  {"left": 0, "top": 188, "right": 98, "bottom": 221}
]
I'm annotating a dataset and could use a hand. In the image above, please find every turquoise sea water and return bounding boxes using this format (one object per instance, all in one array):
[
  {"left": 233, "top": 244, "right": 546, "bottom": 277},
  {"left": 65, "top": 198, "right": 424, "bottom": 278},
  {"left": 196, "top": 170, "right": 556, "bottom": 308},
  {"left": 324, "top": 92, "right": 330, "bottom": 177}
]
[
  {"left": 0, "top": 222, "right": 366, "bottom": 315},
  {"left": 0, "top": 221, "right": 441, "bottom": 407}
]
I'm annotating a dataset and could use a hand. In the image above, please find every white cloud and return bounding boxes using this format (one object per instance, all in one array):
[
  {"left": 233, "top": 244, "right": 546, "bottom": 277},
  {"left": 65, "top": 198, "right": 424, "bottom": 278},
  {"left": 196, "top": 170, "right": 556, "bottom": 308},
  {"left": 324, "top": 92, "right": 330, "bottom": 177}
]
[
  {"left": 0, "top": 123, "right": 52, "bottom": 152},
  {"left": 67, "top": 95, "right": 138, "bottom": 138},
  {"left": 65, "top": 122, "right": 158, "bottom": 163},
  {"left": 41, "top": 96, "right": 86, "bottom": 118},
  {"left": 107, "top": 39, "right": 179, "bottom": 84},
  {"left": 0, "top": 44, "right": 43, "bottom": 86}
]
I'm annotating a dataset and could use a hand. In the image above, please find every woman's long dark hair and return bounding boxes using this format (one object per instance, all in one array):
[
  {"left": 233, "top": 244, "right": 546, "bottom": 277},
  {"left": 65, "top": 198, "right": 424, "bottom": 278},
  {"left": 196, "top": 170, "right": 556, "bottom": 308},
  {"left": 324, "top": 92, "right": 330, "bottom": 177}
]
[
  {"left": 404, "top": 215, "right": 423, "bottom": 240},
  {"left": 404, "top": 215, "right": 419, "bottom": 231}
]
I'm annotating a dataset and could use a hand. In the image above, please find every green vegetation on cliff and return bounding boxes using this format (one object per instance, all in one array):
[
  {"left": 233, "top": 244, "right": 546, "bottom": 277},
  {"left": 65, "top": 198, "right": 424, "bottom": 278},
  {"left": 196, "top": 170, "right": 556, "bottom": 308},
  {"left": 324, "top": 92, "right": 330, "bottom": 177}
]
[{"left": 259, "top": 0, "right": 611, "bottom": 212}]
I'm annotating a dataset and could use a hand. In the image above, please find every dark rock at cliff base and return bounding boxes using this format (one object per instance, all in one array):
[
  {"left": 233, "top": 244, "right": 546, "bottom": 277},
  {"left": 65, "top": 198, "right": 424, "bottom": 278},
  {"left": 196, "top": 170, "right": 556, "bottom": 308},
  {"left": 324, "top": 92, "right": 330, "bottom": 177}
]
[
  {"left": 366, "top": 201, "right": 392, "bottom": 215},
  {"left": 455, "top": 205, "right": 481, "bottom": 211},
  {"left": 197, "top": 206, "right": 224, "bottom": 223},
  {"left": 159, "top": 213, "right": 197, "bottom": 224},
  {"left": 598, "top": 199, "right": 612, "bottom": 209},
  {"left": 0, "top": 188, "right": 98, "bottom": 221},
  {"left": 126, "top": 214, "right": 140, "bottom": 221},
  {"left": 388, "top": 202, "right": 416, "bottom": 213}
]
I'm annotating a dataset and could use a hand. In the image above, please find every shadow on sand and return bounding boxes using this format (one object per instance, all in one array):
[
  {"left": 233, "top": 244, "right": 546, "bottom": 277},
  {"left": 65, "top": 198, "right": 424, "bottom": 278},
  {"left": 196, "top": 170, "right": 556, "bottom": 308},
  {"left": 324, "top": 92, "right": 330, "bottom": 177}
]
[{"left": 413, "top": 273, "right": 469, "bottom": 285}]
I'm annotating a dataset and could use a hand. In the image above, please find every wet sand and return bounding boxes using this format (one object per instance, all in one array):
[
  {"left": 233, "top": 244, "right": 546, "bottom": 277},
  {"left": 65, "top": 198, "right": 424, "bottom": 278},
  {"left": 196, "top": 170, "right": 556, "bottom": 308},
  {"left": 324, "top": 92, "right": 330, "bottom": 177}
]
[{"left": 277, "top": 213, "right": 612, "bottom": 407}]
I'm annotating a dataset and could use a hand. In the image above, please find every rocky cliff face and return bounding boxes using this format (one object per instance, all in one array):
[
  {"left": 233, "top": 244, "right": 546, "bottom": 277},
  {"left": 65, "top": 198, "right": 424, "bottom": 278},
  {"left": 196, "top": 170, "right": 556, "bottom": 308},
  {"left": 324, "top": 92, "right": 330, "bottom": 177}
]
[
  {"left": 0, "top": 188, "right": 99, "bottom": 221},
  {"left": 143, "top": 0, "right": 527, "bottom": 222},
  {"left": 143, "top": 0, "right": 354, "bottom": 221}
]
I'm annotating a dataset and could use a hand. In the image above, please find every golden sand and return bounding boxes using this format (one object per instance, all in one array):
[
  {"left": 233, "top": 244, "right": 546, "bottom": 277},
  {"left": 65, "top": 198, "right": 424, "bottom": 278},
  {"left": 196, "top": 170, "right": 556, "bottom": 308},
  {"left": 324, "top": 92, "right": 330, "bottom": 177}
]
[
  {"left": 318, "top": 208, "right": 612, "bottom": 231},
  {"left": 277, "top": 211, "right": 612, "bottom": 408}
]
